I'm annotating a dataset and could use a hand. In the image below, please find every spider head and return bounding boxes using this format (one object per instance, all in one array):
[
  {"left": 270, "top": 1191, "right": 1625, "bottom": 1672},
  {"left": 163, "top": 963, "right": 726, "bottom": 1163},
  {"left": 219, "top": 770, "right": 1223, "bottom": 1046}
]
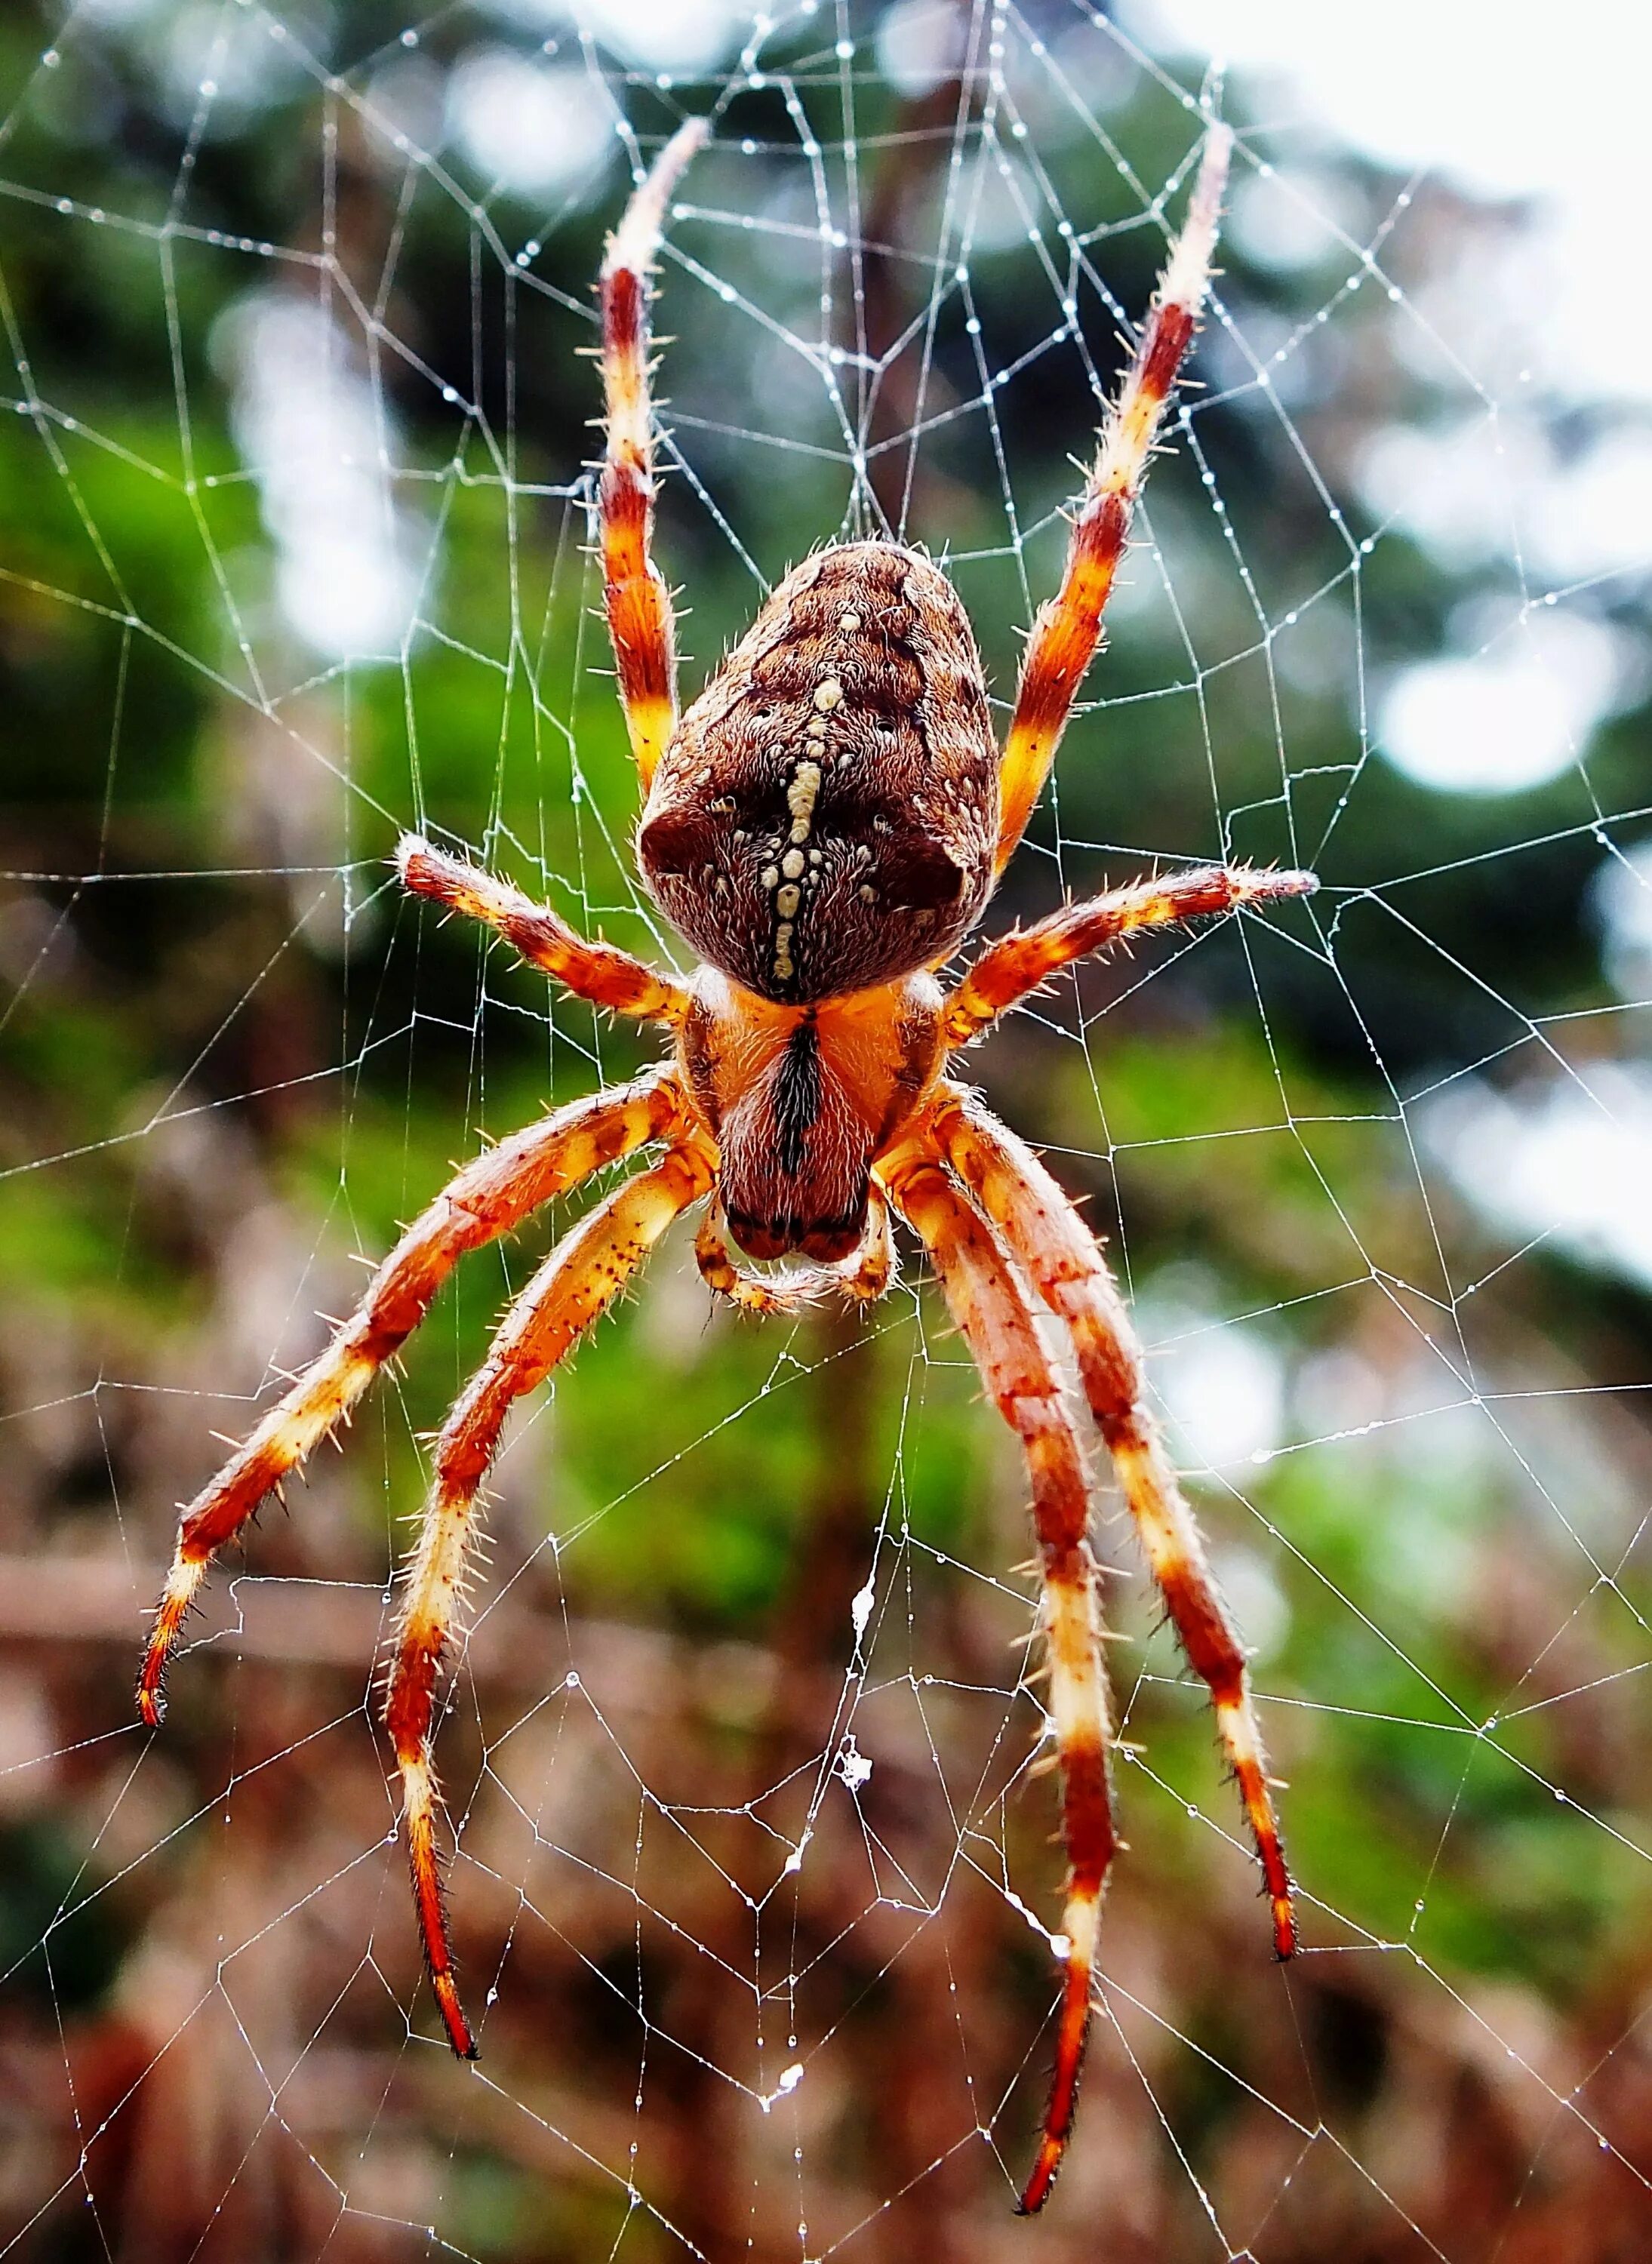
[
  {"left": 678, "top": 965, "right": 944, "bottom": 1263},
  {"left": 638, "top": 542, "right": 998, "bottom": 1001}
]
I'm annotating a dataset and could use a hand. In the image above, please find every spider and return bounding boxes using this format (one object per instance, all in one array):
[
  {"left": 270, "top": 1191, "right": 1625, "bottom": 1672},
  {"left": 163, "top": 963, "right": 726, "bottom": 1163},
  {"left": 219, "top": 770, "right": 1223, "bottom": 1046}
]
[{"left": 138, "top": 117, "right": 1313, "bottom": 2213}]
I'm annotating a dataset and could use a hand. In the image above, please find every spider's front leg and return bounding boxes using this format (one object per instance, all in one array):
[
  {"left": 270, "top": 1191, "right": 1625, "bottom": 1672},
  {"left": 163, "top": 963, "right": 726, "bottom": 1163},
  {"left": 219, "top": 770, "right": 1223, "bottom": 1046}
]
[
  {"left": 387, "top": 1134, "right": 715, "bottom": 2057},
  {"left": 137, "top": 1071, "right": 684, "bottom": 1725},
  {"left": 881, "top": 1147, "right": 1117, "bottom": 2216},
  {"left": 931, "top": 1087, "right": 1294, "bottom": 1959}
]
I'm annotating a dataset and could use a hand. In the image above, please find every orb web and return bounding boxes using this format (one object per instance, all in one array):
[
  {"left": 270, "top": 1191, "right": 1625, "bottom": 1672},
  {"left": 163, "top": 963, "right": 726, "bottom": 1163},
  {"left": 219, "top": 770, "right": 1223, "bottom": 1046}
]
[{"left": 2, "top": 3, "right": 1650, "bottom": 2258}]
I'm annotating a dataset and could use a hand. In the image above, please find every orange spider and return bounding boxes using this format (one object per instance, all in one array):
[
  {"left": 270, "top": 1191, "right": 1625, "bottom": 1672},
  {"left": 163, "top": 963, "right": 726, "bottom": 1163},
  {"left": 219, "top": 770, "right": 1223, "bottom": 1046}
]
[{"left": 138, "top": 118, "right": 1313, "bottom": 2212}]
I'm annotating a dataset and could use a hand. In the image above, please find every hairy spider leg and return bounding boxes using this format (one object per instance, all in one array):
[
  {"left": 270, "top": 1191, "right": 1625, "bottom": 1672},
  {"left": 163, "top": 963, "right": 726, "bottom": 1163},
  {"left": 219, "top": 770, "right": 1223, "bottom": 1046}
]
[
  {"left": 694, "top": 1182, "right": 896, "bottom": 1315},
  {"left": 599, "top": 115, "right": 708, "bottom": 792},
  {"left": 387, "top": 1136, "right": 717, "bottom": 2058},
  {"left": 943, "top": 863, "right": 1318, "bottom": 1048},
  {"left": 995, "top": 126, "right": 1232, "bottom": 870},
  {"left": 137, "top": 1072, "right": 683, "bottom": 1726},
  {"left": 884, "top": 1152, "right": 1117, "bottom": 2218},
  {"left": 398, "top": 835, "right": 687, "bottom": 1024},
  {"left": 931, "top": 1089, "right": 1295, "bottom": 1965}
]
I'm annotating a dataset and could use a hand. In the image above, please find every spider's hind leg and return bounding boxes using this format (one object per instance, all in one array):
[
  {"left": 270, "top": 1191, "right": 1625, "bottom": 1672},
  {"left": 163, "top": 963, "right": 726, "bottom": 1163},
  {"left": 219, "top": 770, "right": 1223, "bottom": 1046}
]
[
  {"left": 994, "top": 127, "right": 1232, "bottom": 870},
  {"left": 598, "top": 116, "right": 707, "bottom": 792}
]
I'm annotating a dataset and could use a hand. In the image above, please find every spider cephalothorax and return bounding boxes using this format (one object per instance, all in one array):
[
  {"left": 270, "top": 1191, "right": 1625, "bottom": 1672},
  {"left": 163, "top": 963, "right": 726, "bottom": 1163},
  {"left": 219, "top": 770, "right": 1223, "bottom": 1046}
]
[
  {"left": 679, "top": 964, "right": 945, "bottom": 1260},
  {"left": 138, "top": 117, "right": 1315, "bottom": 2213}
]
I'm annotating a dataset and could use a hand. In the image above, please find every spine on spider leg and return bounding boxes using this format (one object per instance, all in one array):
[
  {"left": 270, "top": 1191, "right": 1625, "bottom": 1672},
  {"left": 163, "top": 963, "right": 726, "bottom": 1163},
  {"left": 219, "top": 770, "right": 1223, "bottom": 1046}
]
[
  {"left": 137, "top": 1073, "right": 683, "bottom": 1727},
  {"left": 387, "top": 1329, "right": 549, "bottom": 2059},
  {"left": 598, "top": 117, "right": 707, "bottom": 789},
  {"left": 1062, "top": 1239, "right": 1297, "bottom": 1956},
  {"left": 401, "top": 1754, "right": 474, "bottom": 2055},
  {"left": 1103, "top": 124, "right": 1231, "bottom": 488},
  {"left": 996, "top": 126, "right": 1233, "bottom": 864}
]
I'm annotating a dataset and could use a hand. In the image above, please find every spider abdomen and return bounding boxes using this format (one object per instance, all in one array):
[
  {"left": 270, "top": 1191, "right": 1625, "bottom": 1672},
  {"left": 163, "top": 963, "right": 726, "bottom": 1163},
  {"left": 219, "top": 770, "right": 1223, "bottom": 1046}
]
[{"left": 638, "top": 540, "right": 998, "bottom": 1003}]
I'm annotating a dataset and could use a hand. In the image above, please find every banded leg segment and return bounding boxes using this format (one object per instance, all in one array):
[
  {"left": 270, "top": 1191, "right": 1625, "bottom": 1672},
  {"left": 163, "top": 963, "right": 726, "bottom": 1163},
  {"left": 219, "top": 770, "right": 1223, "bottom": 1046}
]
[
  {"left": 137, "top": 1071, "right": 684, "bottom": 1725},
  {"left": 995, "top": 128, "right": 1231, "bottom": 869},
  {"left": 944, "top": 863, "right": 1317, "bottom": 1048},
  {"left": 885, "top": 1154, "right": 1115, "bottom": 2216},
  {"left": 599, "top": 117, "right": 707, "bottom": 791},
  {"left": 931, "top": 1087, "right": 1294, "bottom": 1961},
  {"left": 398, "top": 835, "right": 687, "bottom": 1024},
  {"left": 386, "top": 1137, "right": 715, "bottom": 2057}
]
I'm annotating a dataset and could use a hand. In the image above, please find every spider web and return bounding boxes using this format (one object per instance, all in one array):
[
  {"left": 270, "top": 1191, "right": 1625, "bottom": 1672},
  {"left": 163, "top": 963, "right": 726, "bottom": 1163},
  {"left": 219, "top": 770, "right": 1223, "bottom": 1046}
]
[{"left": 2, "top": 2, "right": 1650, "bottom": 2257}]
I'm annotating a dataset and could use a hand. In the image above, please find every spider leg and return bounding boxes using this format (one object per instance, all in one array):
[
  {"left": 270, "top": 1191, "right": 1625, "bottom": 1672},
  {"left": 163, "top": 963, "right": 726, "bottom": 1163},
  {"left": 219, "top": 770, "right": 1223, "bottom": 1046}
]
[
  {"left": 600, "top": 116, "right": 707, "bottom": 792},
  {"left": 943, "top": 863, "right": 1316, "bottom": 1048},
  {"left": 137, "top": 1070, "right": 684, "bottom": 1726},
  {"left": 694, "top": 1183, "right": 895, "bottom": 1315},
  {"left": 386, "top": 1134, "right": 715, "bottom": 2057},
  {"left": 930, "top": 1085, "right": 1294, "bottom": 1958},
  {"left": 882, "top": 1148, "right": 1115, "bottom": 2216},
  {"left": 398, "top": 835, "right": 687, "bottom": 1025},
  {"left": 995, "top": 128, "right": 1230, "bottom": 871}
]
